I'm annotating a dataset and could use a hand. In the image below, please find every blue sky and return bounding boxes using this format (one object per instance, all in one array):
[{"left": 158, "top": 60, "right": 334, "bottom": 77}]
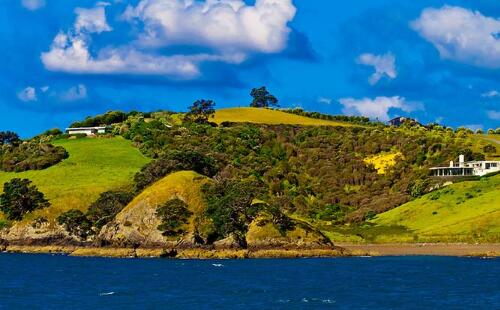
[{"left": 1, "top": 0, "right": 499, "bottom": 137}]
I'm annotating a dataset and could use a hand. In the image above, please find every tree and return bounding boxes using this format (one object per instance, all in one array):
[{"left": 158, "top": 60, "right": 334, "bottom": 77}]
[
  {"left": 203, "top": 178, "right": 265, "bottom": 246},
  {"left": 250, "top": 87, "right": 278, "bottom": 108},
  {"left": 0, "top": 178, "right": 49, "bottom": 220},
  {"left": 156, "top": 199, "right": 193, "bottom": 237},
  {"left": 0, "top": 131, "right": 21, "bottom": 146},
  {"left": 86, "top": 190, "right": 134, "bottom": 229},
  {"left": 57, "top": 209, "right": 93, "bottom": 239},
  {"left": 185, "top": 99, "right": 216, "bottom": 123}
]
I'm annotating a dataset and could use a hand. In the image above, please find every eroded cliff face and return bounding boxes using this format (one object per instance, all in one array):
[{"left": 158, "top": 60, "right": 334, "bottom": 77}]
[
  {"left": 0, "top": 171, "right": 334, "bottom": 251},
  {"left": 0, "top": 221, "right": 77, "bottom": 246},
  {"left": 97, "top": 171, "right": 211, "bottom": 248}
]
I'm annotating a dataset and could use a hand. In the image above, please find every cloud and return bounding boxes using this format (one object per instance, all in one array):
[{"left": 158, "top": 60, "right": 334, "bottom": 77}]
[
  {"left": 338, "top": 96, "right": 420, "bottom": 121},
  {"left": 123, "top": 0, "right": 296, "bottom": 54},
  {"left": 74, "top": 5, "right": 112, "bottom": 34},
  {"left": 17, "top": 87, "right": 37, "bottom": 102},
  {"left": 42, "top": 0, "right": 297, "bottom": 79},
  {"left": 487, "top": 110, "right": 500, "bottom": 120},
  {"left": 411, "top": 6, "right": 500, "bottom": 69},
  {"left": 21, "top": 0, "right": 45, "bottom": 11},
  {"left": 318, "top": 96, "right": 332, "bottom": 105},
  {"left": 356, "top": 52, "right": 397, "bottom": 85},
  {"left": 59, "top": 84, "right": 88, "bottom": 102},
  {"left": 482, "top": 90, "right": 500, "bottom": 98}
]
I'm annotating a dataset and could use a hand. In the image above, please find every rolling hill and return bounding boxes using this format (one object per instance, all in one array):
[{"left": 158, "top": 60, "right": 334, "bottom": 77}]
[
  {"left": 213, "top": 107, "right": 355, "bottom": 127},
  {"left": 1, "top": 108, "right": 499, "bottom": 253},
  {"left": 371, "top": 174, "right": 500, "bottom": 243},
  {"left": 0, "top": 137, "right": 149, "bottom": 225}
]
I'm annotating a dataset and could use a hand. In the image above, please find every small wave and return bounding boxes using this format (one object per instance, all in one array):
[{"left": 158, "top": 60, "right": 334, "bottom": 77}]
[
  {"left": 99, "top": 292, "right": 115, "bottom": 296},
  {"left": 212, "top": 263, "right": 224, "bottom": 267}
]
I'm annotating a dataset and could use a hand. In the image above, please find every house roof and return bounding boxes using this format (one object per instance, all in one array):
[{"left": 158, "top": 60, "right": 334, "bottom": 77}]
[{"left": 65, "top": 126, "right": 108, "bottom": 130}]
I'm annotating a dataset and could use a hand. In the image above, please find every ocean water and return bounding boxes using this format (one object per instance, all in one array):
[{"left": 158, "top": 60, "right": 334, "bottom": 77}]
[{"left": 0, "top": 254, "right": 498, "bottom": 309}]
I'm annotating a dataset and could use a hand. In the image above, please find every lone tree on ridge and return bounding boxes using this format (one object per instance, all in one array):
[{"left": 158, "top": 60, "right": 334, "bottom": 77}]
[{"left": 250, "top": 87, "right": 279, "bottom": 108}]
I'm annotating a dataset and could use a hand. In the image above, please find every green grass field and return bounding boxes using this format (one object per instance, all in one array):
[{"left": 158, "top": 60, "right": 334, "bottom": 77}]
[
  {"left": 213, "top": 108, "right": 354, "bottom": 127},
  {"left": 371, "top": 174, "right": 500, "bottom": 242},
  {"left": 0, "top": 137, "right": 149, "bottom": 223}
]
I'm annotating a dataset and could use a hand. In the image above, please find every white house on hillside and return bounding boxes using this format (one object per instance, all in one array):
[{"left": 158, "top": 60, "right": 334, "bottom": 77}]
[
  {"left": 430, "top": 155, "right": 500, "bottom": 177},
  {"left": 65, "top": 126, "right": 108, "bottom": 136}
]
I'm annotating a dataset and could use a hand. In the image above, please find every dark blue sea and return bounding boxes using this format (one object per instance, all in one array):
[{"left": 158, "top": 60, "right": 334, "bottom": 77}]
[{"left": 0, "top": 254, "right": 498, "bottom": 309}]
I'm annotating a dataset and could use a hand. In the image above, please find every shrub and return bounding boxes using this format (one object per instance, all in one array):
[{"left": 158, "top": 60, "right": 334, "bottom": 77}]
[
  {"left": 0, "top": 178, "right": 50, "bottom": 221},
  {"left": 483, "top": 144, "right": 497, "bottom": 154},
  {"left": 203, "top": 178, "right": 265, "bottom": 246},
  {"left": 0, "top": 142, "right": 68, "bottom": 172},
  {"left": 134, "top": 150, "right": 219, "bottom": 191},
  {"left": 86, "top": 190, "right": 134, "bottom": 229},
  {"left": 156, "top": 199, "right": 193, "bottom": 237},
  {"left": 57, "top": 209, "right": 93, "bottom": 239}
]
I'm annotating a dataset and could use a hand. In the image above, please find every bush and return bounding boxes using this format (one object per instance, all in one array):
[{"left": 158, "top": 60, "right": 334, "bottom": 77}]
[
  {"left": 134, "top": 150, "right": 219, "bottom": 191},
  {"left": 57, "top": 209, "right": 93, "bottom": 239},
  {"left": 156, "top": 199, "right": 193, "bottom": 237},
  {"left": 203, "top": 178, "right": 265, "bottom": 246},
  {"left": 86, "top": 190, "right": 134, "bottom": 229},
  {"left": 0, "top": 142, "right": 68, "bottom": 172},
  {"left": 0, "top": 178, "right": 50, "bottom": 221},
  {"left": 483, "top": 144, "right": 497, "bottom": 154}
]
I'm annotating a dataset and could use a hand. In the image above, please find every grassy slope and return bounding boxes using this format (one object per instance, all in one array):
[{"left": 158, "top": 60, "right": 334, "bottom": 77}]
[
  {"left": 0, "top": 137, "right": 149, "bottom": 223},
  {"left": 213, "top": 108, "right": 354, "bottom": 127},
  {"left": 371, "top": 174, "right": 500, "bottom": 242},
  {"left": 119, "top": 170, "right": 209, "bottom": 234}
]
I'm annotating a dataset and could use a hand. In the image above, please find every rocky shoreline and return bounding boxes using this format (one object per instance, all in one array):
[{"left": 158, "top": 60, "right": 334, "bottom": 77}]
[{"left": 2, "top": 243, "right": 499, "bottom": 259}]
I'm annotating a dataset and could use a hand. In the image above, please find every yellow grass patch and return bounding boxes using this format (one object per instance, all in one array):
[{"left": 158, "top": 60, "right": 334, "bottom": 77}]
[
  {"left": 213, "top": 107, "right": 354, "bottom": 127},
  {"left": 364, "top": 151, "right": 403, "bottom": 174}
]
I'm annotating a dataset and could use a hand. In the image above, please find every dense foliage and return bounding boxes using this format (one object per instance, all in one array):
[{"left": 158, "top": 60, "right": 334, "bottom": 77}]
[
  {"left": 69, "top": 111, "right": 133, "bottom": 128},
  {"left": 134, "top": 149, "right": 219, "bottom": 191},
  {"left": 0, "top": 141, "right": 68, "bottom": 172},
  {"left": 156, "top": 199, "right": 193, "bottom": 237},
  {"left": 281, "top": 108, "right": 375, "bottom": 126},
  {"left": 0, "top": 131, "right": 21, "bottom": 146},
  {"left": 57, "top": 209, "right": 93, "bottom": 239},
  {"left": 119, "top": 116, "right": 482, "bottom": 223},
  {"left": 86, "top": 190, "right": 134, "bottom": 229},
  {"left": 0, "top": 178, "right": 49, "bottom": 221},
  {"left": 184, "top": 99, "right": 216, "bottom": 124},
  {"left": 58, "top": 190, "right": 133, "bottom": 239}
]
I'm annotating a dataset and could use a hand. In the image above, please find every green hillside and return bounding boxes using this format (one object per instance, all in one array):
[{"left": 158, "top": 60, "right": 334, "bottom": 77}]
[
  {"left": 371, "top": 174, "right": 500, "bottom": 243},
  {"left": 213, "top": 107, "right": 354, "bottom": 127},
  {"left": 0, "top": 137, "right": 149, "bottom": 224}
]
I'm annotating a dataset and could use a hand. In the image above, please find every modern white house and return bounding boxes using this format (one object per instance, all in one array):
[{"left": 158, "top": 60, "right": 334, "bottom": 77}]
[
  {"left": 65, "top": 126, "right": 108, "bottom": 136},
  {"left": 430, "top": 155, "right": 500, "bottom": 177}
]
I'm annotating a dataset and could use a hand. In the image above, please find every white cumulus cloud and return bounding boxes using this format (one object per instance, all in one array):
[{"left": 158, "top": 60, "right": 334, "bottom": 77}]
[
  {"left": 411, "top": 6, "right": 500, "bottom": 69},
  {"left": 21, "top": 0, "right": 45, "bottom": 11},
  {"left": 17, "top": 87, "right": 37, "bottom": 102},
  {"left": 74, "top": 5, "right": 112, "bottom": 34},
  {"left": 41, "top": 0, "right": 296, "bottom": 79},
  {"left": 338, "top": 96, "right": 420, "bottom": 121},
  {"left": 123, "top": 0, "right": 296, "bottom": 54},
  {"left": 356, "top": 52, "right": 397, "bottom": 85}
]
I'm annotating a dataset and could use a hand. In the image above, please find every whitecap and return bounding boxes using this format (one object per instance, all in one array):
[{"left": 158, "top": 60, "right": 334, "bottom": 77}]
[
  {"left": 99, "top": 292, "right": 115, "bottom": 296},
  {"left": 212, "top": 263, "right": 224, "bottom": 267}
]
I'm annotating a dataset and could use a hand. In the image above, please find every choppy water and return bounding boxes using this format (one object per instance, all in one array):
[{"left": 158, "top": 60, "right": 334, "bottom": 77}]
[{"left": 0, "top": 254, "right": 498, "bottom": 309}]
